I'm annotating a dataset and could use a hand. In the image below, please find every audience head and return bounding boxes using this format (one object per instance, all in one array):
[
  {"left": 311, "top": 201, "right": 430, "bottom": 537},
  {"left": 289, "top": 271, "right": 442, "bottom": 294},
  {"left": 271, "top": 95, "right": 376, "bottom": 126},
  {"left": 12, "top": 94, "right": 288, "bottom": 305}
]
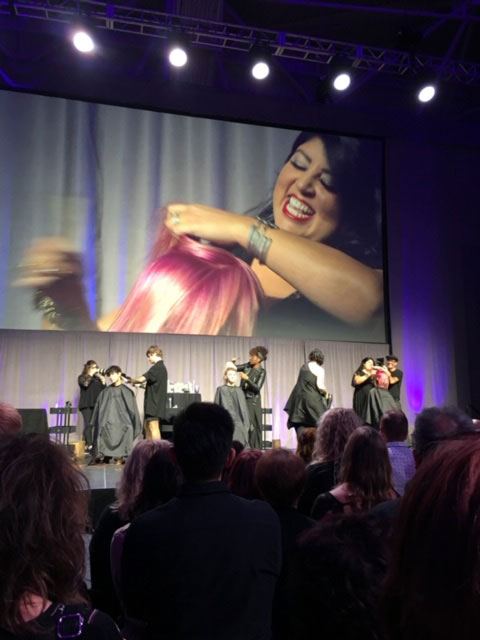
[
  {"left": 0, "top": 435, "right": 89, "bottom": 633},
  {"left": 381, "top": 436, "right": 480, "bottom": 640},
  {"left": 380, "top": 410, "right": 408, "bottom": 442},
  {"left": 255, "top": 448, "right": 306, "bottom": 508},
  {"left": 228, "top": 448, "right": 263, "bottom": 499},
  {"left": 340, "top": 426, "right": 393, "bottom": 510},
  {"left": 313, "top": 408, "right": 362, "bottom": 464},
  {"left": 0, "top": 402, "right": 22, "bottom": 436},
  {"left": 308, "top": 349, "right": 324, "bottom": 365},
  {"left": 131, "top": 445, "right": 178, "bottom": 518},
  {"left": 374, "top": 369, "right": 389, "bottom": 389},
  {"left": 173, "top": 402, "right": 234, "bottom": 482},
  {"left": 114, "top": 439, "right": 173, "bottom": 521},
  {"left": 413, "top": 405, "right": 475, "bottom": 465},
  {"left": 295, "top": 427, "right": 317, "bottom": 465},
  {"left": 288, "top": 514, "right": 389, "bottom": 640}
]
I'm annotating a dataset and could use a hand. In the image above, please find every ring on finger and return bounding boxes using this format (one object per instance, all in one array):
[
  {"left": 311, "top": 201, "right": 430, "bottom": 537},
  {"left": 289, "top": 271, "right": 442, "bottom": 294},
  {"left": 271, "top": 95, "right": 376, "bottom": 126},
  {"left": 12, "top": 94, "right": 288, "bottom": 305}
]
[{"left": 171, "top": 211, "right": 181, "bottom": 225}]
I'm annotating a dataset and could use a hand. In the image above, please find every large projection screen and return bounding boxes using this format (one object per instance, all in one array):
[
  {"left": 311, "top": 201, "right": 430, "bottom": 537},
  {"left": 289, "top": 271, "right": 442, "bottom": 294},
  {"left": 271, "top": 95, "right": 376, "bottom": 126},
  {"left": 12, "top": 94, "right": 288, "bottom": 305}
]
[{"left": 0, "top": 90, "right": 386, "bottom": 342}]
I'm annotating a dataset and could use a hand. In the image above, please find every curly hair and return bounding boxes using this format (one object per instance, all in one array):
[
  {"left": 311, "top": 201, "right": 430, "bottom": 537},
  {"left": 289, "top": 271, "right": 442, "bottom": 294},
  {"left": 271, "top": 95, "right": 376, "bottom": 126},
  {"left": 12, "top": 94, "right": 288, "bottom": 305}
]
[
  {"left": 0, "top": 435, "right": 89, "bottom": 634},
  {"left": 313, "top": 408, "right": 362, "bottom": 464},
  {"left": 296, "top": 427, "right": 317, "bottom": 465}
]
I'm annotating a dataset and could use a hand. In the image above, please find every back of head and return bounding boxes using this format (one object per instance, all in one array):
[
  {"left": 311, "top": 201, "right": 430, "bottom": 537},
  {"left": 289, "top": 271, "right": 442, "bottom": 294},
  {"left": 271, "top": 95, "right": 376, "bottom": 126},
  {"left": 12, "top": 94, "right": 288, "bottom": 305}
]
[
  {"left": 381, "top": 435, "right": 480, "bottom": 639},
  {"left": 308, "top": 349, "right": 324, "bottom": 365},
  {"left": 340, "top": 427, "right": 393, "bottom": 510},
  {"left": 413, "top": 406, "right": 475, "bottom": 462},
  {"left": 132, "top": 445, "right": 178, "bottom": 518},
  {"left": 0, "top": 435, "right": 89, "bottom": 633},
  {"left": 255, "top": 448, "right": 306, "bottom": 508},
  {"left": 228, "top": 448, "right": 263, "bottom": 499},
  {"left": 174, "top": 402, "right": 234, "bottom": 482},
  {"left": 288, "top": 513, "right": 389, "bottom": 640},
  {"left": 375, "top": 369, "right": 389, "bottom": 389},
  {"left": 0, "top": 402, "right": 22, "bottom": 436},
  {"left": 380, "top": 410, "right": 408, "bottom": 442},
  {"left": 115, "top": 439, "right": 170, "bottom": 521},
  {"left": 313, "top": 408, "right": 362, "bottom": 463}
]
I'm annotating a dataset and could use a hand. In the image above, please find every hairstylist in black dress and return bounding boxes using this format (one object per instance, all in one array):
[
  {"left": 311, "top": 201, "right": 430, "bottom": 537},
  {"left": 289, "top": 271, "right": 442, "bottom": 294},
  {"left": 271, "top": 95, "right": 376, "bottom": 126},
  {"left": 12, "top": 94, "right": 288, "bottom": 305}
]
[
  {"left": 351, "top": 356, "right": 376, "bottom": 423},
  {"left": 78, "top": 360, "right": 106, "bottom": 452},
  {"left": 232, "top": 346, "right": 268, "bottom": 449}
]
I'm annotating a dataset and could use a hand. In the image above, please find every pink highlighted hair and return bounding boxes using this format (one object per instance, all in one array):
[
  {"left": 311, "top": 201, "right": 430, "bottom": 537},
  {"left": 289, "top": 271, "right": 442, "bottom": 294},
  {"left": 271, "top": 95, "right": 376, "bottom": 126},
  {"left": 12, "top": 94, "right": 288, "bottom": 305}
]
[
  {"left": 109, "top": 214, "right": 264, "bottom": 336},
  {"left": 375, "top": 369, "right": 390, "bottom": 389}
]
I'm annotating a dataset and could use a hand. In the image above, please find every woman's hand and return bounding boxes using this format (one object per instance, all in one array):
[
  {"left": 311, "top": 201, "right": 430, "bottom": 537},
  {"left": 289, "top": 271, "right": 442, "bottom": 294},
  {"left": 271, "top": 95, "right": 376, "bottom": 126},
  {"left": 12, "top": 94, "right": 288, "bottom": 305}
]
[
  {"left": 164, "top": 203, "right": 251, "bottom": 247},
  {"left": 239, "top": 372, "right": 249, "bottom": 381}
]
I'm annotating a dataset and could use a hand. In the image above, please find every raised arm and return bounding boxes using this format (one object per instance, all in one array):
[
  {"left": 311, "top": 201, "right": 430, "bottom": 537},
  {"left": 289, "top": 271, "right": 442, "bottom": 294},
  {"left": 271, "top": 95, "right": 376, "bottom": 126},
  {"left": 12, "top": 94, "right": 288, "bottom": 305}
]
[{"left": 164, "top": 204, "right": 382, "bottom": 325}]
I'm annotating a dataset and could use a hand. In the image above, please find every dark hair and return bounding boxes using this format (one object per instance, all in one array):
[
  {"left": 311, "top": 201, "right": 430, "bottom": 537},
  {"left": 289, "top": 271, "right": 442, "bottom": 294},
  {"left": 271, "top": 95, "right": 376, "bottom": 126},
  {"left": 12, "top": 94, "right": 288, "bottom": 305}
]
[
  {"left": 173, "top": 402, "right": 234, "bottom": 482},
  {"left": 113, "top": 440, "right": 171, "bottom": 521},
  {"left": 106, "top": 365, "right": 122, "bottom": 376},
  {"left": 313, "top": 408, "right": 362, "bottom": 464},
  {"left": 380, "top": 410, "right": 408, "bottom": 442},
  {"left": 0, "top": 435, "right": 89, "bottom": 633},
  {"left": 249, "top": 345, "right": 268, "bottom": 362},
  {"left": 81, "top": 359, "right": 97, "bottom": 375},
  {"left": 413, "top": 406, "right": 475, "bottom": 460},
  {"left": 386, "top": 355, "right": 398, "bottom": 363},
  {"left": 295, "top": 427, "right": 317, "bottom": 465},
  {"left": 146, "top": 345, "right": 163, "bottom": 357},
  {"left": 288, "top": 514, "right": 389, "bottom": 640},
  {"left": 228, "top": 449, "right": 263, "bottom": 499},
  {"left": 254, "top": 131, "right": 382, "bottom": 269},
  {"left": 255, "top": 448, "right": 306, "bottom": 508},
  {"left": 131, "top": 446, "right": 178, "bottom": 518},
  {"left": 340, "top": 427, "right": 393, "bottom": 511},
  {"left": 308, "top": 349, "right": 324, "bottom": 365},
  {"left": 381, "top": 437, "right": 480, "bottom": 640},
  {"left": 359, "top": 356, "right": 375, "bottom": 368}
]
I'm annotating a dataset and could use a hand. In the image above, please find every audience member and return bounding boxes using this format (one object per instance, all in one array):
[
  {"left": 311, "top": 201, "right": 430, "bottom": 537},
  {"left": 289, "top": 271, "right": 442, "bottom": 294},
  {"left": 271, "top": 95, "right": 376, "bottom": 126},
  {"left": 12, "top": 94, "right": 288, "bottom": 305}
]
[
  {"left": 297, "top": 408, "right": 361, "bottom": 516},
  {"left": 121, "top": 402, "right": 281, "bottom": 640},
  {"left": 295, "top": 427, "right": 316, "bottom": 465},
  {"left": 311, "top": 426, "right": 396, "bottom": 520},
  {"left": 89, "top": 440, "right": 175, "bottom": 622},
  {"left": 0, "top": 435, "right": 121, "bottom": 638},
  {"left": 380, "top": 410, "right": 415, "bottom": 496},
  {"left": 227, "top": 448, "right": 263, "bottom": 499},
  {"left": 381, "top": 436, "right": 480, "bottom": 640},
  {"left": 0, "top": 402, "right": 22, "bottom": 435},
  {"left": 287, "top": 514, "right": 389, "bottom": 640},
  {"left": 255, "top": 448, "right": 314, "bottom": 640}
]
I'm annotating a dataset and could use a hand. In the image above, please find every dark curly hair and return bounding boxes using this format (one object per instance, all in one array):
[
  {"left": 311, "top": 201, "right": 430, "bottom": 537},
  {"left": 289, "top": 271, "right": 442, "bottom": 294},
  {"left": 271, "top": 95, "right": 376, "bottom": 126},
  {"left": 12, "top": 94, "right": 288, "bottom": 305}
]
[
  {"left": 0, "top": 435, "right": 89, "bottom": 633},
  {"left": 313, "top": 408, "right": 361, "bottom": 464}
]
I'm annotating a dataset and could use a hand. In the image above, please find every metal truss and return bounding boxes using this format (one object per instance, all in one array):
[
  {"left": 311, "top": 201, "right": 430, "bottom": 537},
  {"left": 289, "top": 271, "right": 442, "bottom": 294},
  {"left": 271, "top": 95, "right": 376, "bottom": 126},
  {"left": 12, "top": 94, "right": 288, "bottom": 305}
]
[{"left": 1, "top": 0, "right": 480, "bottom": 85}]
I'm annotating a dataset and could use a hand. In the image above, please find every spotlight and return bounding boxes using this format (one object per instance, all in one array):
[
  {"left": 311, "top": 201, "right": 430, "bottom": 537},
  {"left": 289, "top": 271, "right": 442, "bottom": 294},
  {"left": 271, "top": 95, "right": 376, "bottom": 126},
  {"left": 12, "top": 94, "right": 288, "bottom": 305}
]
[
  {"left": 71, "top": 28, "right": 95, "bottom": 53},
  {"left": 249, "top": 46, "right": 271, "bottom": 81},
  {"left": 417, "top": 82, "right": 436, "bottom": 103},
  {"left": 167, "top": 37, "right": 189, "bottom": 68},
  {"left": 330, "top": 57, "right": 352, "bottom": 92}
]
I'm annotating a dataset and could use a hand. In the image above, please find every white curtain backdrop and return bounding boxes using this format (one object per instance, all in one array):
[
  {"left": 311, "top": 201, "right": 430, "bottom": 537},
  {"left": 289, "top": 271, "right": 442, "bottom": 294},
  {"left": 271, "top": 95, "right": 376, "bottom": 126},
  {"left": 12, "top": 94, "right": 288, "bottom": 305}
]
[{"left": 0, "top": 329, "right": 389, "bottom": 447}]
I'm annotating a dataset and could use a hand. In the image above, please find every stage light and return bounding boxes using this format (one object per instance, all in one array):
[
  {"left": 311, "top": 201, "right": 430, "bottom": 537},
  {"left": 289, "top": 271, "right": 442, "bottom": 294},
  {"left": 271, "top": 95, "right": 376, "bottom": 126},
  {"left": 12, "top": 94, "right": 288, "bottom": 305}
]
[
  {"left": 168, "top": 45, "right": 188, "bottom": 67},
  {"left": 332, "top": 71, "right": 351, "bottom": 91},
  {"left": 72, "top": 29, "right": 95, "bottom": 53},
  {"left": 252, "top": 60, "right": 270, "bottom": 80},
  {"left": 249, "top": 45, "right": 271, "bottom": 81},
  {"left": 417, "top": 83, "right": 436, "bottom": 103}
]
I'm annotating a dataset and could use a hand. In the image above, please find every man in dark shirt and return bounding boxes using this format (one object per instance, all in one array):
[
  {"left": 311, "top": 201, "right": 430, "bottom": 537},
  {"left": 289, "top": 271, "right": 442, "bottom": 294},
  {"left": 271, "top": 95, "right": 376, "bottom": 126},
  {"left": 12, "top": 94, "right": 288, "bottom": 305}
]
[
  {"left": 386, "top": 354, "right": 403, "bottom": 409},
  {"left": 130, "top": 345, "right": 167, "bottom": 439},
  {"left": 121, "top": 402, "right": 282, "bottom": 640}
]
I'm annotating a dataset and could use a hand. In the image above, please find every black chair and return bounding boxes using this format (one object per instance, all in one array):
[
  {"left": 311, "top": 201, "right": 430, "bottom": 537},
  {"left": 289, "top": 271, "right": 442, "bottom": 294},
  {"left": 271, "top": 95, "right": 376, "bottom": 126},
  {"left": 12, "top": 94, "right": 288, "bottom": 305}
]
[
  {"left": 261, "top": 408, "right": 273, "bottom": 450},
  {"left": 49, "top": 403, "right": 77, "bottom": 450}
]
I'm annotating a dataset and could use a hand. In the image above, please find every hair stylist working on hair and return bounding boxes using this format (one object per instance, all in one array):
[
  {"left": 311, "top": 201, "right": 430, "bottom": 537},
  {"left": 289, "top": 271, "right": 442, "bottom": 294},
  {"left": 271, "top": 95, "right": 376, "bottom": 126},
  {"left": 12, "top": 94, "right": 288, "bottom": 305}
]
[
  {"left": 165, "top": 132, "right": 383, "bottom": 334},
  {"left": 231, "top": 346, "right": 268, "bottom": 449},
  {"left": 130, "top": 345, "right": 167, "bottom": 440}
]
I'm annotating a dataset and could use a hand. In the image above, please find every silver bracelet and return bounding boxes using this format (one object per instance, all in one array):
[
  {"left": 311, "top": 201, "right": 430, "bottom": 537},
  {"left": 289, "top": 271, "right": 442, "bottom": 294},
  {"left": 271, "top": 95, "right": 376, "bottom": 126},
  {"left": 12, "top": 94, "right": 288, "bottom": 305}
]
[{"left": 247, "top": 223, "right": 272, "bottom": 264}]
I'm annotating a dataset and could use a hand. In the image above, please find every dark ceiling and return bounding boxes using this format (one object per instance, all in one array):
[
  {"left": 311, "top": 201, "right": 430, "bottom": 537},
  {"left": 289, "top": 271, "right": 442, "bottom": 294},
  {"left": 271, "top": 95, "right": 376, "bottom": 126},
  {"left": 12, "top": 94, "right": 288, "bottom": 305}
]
[{"left": 1, "top": 0, "right": 480, "bottom": 133}]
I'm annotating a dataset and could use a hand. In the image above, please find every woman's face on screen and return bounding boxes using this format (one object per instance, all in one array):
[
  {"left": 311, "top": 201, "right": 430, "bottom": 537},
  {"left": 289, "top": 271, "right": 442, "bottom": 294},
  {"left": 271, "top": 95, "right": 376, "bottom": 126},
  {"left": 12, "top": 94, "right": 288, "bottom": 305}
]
[{"left": 273, "top": 137, "right": 340, "bottom": 243}]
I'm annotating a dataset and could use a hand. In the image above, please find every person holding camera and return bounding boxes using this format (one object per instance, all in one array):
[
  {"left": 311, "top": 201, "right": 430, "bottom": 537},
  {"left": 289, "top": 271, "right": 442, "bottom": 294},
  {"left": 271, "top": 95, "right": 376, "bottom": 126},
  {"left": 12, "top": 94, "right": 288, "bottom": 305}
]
[{"left": 78, "top": 360, "right": 106, "bottom": 452}]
